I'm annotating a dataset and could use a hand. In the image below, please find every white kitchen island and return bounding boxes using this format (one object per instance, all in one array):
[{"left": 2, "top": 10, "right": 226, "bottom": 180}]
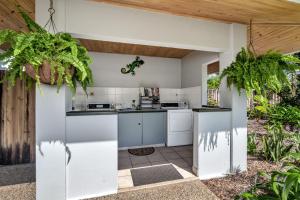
[{"left": 192, "top": 108, "right": 232, "bottom": 180}]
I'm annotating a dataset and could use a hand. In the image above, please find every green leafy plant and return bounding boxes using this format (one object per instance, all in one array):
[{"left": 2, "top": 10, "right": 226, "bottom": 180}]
[
  {"left": 254, "top": 96, "right": 300, "bottom": 129},
  {"left": 237, "top": 162, "right": 300, "bottom": 200},
  {"left": 248, "top": 133, "right": 258, "bottom": 155},
  {"left": 278, "top": 73, "right": 300, "bottom": 107},
  {"left": 268, "top": 105, "right": 300, "bottom": 130},
  {"left": 0, "top": 9, "right": 93, "bottom": 93},
  {"left": 261, "top": 125, "right": 294, "bottom": 162},
  {"left": 220, "top": 48, "right": 300, "bottom": 97},
  {"left": 207, "top": 75, "right": 221, "bottom": 90}
]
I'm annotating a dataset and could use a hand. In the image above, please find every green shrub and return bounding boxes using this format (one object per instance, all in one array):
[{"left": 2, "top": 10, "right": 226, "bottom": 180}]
[
  {"left": 248, "top": 133, "right": 258, "bottom": 155},
  {"left": 268, "top": 105, "right": 300, "bottom": 130},
  {"left": 237, "top": 162, "right": 300, "bottom": 200},
  {"left": 261, "top": 125, "right": 293, "bottom": 162},
  {"left": 207, "top": 75, "right": 221, "bottom": 90}
]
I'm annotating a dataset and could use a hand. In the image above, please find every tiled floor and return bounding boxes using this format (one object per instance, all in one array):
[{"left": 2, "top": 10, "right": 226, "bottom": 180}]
[{"left": 118, "top": 145, "right": 195, "bottom": 189}]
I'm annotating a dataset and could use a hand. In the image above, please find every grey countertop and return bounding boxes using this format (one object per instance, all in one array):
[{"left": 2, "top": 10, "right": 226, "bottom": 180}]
[
  {"left": 192, "top": 107, "right": 232, "bottom": 112},
  {"left": 66, "top": 108, "right": 167, "bottom": 116}
]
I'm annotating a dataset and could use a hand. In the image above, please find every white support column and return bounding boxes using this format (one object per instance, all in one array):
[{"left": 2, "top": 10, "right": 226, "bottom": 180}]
[
  {"left": 219, "top": 24, "right": 248, "bottom": 173},
  {"left": 201, "top": 64, "right": 208, "bottom": 106},
  {"left": 36, "top": 85, "right": 68, "bottom": 200},
  {"left": 35, "top": 1, "right": 68, "bottom": 200}
]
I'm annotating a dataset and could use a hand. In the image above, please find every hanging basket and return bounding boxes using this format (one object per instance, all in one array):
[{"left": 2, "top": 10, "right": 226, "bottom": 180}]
[{"left": 25, "top": 61, "right": 74, "bottom": 85}]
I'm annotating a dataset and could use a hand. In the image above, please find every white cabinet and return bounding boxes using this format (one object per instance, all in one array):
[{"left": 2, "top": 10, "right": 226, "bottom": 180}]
[
  {"left": 167, "top": 109, "right": 193, "bottom": 146},
  {"left": 66, "top": 114, "right": 118, "bottom": 200}
]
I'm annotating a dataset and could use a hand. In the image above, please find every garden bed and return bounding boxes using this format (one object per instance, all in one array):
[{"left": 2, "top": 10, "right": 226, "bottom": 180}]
[{"left": 203, "top": 156, "right": 281, "bottom": 200}]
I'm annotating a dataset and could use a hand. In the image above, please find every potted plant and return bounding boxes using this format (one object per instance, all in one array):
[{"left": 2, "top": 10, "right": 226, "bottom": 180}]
[
  {"left": 220, "top": 48, "right": 300, "bottom": 97},
  {"left": 0, "top": 9, "right": 93, "bottom": 93}
]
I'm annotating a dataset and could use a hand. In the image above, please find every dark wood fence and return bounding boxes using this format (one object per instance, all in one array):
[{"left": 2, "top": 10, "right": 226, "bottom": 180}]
[{"left": 0, "top": 72, "right": 35, "bottom": 165}]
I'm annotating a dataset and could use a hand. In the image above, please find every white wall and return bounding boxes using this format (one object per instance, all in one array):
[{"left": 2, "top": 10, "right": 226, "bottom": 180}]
[
  {"left": 89, "top": 52, "right": 181, "bottom": 88},
  {"left": 37, "top": 0, "right": 231, "bottom": 52},
  {"left": 181, "top": 51, "right": 219, "bottom": 88}
]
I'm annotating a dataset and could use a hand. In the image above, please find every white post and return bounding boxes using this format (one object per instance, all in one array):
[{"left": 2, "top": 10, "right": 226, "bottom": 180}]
[
  {"left": 201, "top": 64, "right": 208, "bottom": 106},
  {"left": 36, "top": 85, "right": 68, "bottom": 200},
  {"left": 35, "top": 1, "right": 68, "bottom": 199},
  {"left": 219, "top": 24, "right": 248, "bottom": 173}
]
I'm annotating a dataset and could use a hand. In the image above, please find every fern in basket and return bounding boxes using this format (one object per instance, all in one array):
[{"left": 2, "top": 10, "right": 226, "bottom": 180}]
[
  {"left": 220, "top": 48, "right": 300, "bottom": 97},
  {"left": 0, "top": 9, "right": 93, "bottom": 94}
]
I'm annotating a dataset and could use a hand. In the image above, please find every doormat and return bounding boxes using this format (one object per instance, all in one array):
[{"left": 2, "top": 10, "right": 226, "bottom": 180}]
[
  {"left": 128, "top": 147, "right": 155, "bottom": 156},
  {"left": 131, "top": 164, "right": 183, "bottom": 186}
]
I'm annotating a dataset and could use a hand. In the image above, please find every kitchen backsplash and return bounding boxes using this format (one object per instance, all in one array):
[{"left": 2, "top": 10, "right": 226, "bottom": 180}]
[{"left": 74, "top": 86, "right": 201, "bottom": 109}]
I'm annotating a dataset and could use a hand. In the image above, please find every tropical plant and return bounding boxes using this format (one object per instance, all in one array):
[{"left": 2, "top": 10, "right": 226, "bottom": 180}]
[
  {"left": 268, "top": 105, "right": 300, "bottom": 130},
  {"left": 237, "top": 162, "right": 300, "bottom": 200},
  {"left": 278, "top": 73, "right": 300, "bottom": 107},
  {"left": 0, "top": 8, "right": 93, "bottom": 93},
  {"left": 207, "top": 75, "right": 221, "bottom": 90},
  {"left": 248, "top": 133, "right": 258, "bottom": 155},
  {"left": 261, "top": 125, "right": 294, "bottom": 162},
  {"left": 220, "top": 48, "right": 300, "bottom": 97}
]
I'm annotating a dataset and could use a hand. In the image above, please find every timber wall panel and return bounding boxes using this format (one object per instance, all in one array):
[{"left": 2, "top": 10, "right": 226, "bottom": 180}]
[{"left": 0, "top": 73, "right": 35, "bottom": 165}]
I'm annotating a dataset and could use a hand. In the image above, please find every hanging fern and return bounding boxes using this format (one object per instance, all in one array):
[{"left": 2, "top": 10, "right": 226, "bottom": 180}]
[
  {"left": 0, "top": 8, "right": 93, "bottom": 94},
  {"left": 220, "top": 48, "right": 300, "bottom": 97}
]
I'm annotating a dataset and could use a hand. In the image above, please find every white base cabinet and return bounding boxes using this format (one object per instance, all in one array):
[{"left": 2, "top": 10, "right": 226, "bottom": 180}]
[
  {"left": 167, "top": 109, "right": 193, "bottom": 146},
  {"left": 66, "top": 114, "right": 118, "bottom": 200}
]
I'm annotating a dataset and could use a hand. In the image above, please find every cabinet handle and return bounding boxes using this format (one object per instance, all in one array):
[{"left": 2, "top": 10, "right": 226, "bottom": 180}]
[{"left": 138, "top": 123, "right": 141, "bottom": 125}]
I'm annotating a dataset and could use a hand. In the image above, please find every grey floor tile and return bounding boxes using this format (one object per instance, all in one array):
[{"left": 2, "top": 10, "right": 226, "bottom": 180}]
[
  {"left": 177, "top": 150, "right": 193, "bottom": 158},
  {"left": 151, "top": 160, "right": 170, "bottom": 166},
  {"left": 119, "top": 157, "right": 131, "bottom": 165},
  {"left": 132, "top": 162, "right": 151, "bottom": 168},
  {"left": 118, "top": 163, "right": 132, "bottom": 170},
  {"left": 168, "top": 159, "right": 189, "bottom": 168},
  {"left": 183, "top": 157, "right": 193, "bottom": 166},
  {"left": 156, "top": 147, "right": 175, "bottom": 153},
  {"left": 118, "top": 150, "right": 130, "bottom": 158},
  {"left": 147, "top": 154, "right": 166, "bottom": 162},
  {"left": 161, "top": 152, "right": 181, "bottom": 160},
  {"left": 130, "top": 156, "right": 149, "bottom": 165},
  {"left": 172, "top": 145, "right": 193, "bottom": 152}
]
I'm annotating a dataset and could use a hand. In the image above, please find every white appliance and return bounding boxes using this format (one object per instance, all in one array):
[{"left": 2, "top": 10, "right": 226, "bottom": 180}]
[{"left": 167, "top": 109, "right": 193, "bottom": 146}]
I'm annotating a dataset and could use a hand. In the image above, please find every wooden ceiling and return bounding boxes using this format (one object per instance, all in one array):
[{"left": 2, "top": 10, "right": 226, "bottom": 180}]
[
  {"left": 207, "top": 61, "right": 219, "bottom": 75},
  {"left": 251, "top": 25, "right": 300, "bottom": 54},
  {"left": 78, "top": 38, "right": 193, "bottom": 58},
  {"left": 95, "top": 0, "right": 300, "bottom": 24},
  {"left": 0, "top": 0, "right": 34, "bottom": 32},
  {"left": 0, "top": 0, "right": 299, "bottom": 55}
]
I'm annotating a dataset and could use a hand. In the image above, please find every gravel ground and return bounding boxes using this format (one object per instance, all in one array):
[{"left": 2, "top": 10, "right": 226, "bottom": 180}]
[
  {"left": 247, "top": 119, "right": 267, "bottom": 135},
  {"left": 94, "top": 180, "right": 218, "bottom": 200},
  {"left": 203, "top": 157, "right": 281, "bottom": 200},
  {"left": 0, "top": 163, "right": 35, "bottom": 200}
]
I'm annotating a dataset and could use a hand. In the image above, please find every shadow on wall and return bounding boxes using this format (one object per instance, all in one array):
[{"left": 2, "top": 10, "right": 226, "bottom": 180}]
[{"left": 199, "top": 130, "right": 230, "bottom": 152}]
